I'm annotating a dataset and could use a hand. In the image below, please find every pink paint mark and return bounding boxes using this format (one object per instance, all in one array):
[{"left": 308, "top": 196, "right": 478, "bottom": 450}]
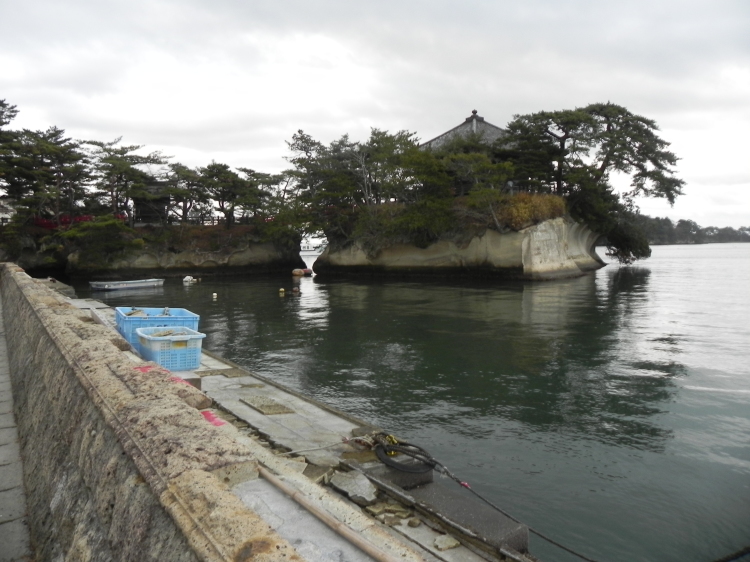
[
  {"left": 134, "top": 365, "right": 155, "bottom": 373},
  {"left": 200, "top": 411, "right": 226, "bottom": 427},
  {"left": 169, "top": 376, "right": 191, "bottom": 386}
]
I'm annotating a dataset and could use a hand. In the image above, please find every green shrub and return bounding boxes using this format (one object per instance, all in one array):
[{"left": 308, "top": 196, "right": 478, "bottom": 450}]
[
  {"left": 394, "top": 198, "right": 454, "bottom": 248},
  {"left": 60, "top": 217, "right": 141, "bottom": 269},
  {"left": 351, "top": 199, "right": 455, "bottom": 256}
]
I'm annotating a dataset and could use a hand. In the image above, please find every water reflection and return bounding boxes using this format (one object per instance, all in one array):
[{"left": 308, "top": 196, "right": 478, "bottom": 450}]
[
  {"left": 90, "top": 286, "right": 165, "bottom": 299},
  {"left": 296, "top": 271, "right": 680, "bottom": 452},
  {"left": 70, "top": 246, "right": 750, "bottom": 562},
  {"left": 79, "top": 270, "right": 681, "bottom": 452}
]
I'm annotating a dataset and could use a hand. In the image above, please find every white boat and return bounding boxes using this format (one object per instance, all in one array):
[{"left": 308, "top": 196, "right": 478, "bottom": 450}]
[
  {"left": 300, "top": 238, "right": 327, "bottom": 256},
  {"left": 300, "top": 239, "right": 326, "bottom": 270},
  {"left": 89, "top": 278, "right": 165, "bottom": 291}
]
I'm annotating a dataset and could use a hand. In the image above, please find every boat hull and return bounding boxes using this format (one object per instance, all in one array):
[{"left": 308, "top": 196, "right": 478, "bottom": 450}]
[{"left": 89, "top": 279, "right": 165, "bottom": 291}]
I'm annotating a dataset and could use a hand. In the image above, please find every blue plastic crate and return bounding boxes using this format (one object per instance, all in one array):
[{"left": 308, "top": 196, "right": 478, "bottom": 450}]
[
  {"left": 116, "top": 307, "right": 199, "bottom": 348},
  {"left": 135, "top": 326, "right": 206, "bottom": 371}
]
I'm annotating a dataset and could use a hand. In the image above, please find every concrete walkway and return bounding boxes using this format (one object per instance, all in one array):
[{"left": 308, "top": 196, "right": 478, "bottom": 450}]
[{"left": 0, "top": 295, "right": 32, "bottom": 562}]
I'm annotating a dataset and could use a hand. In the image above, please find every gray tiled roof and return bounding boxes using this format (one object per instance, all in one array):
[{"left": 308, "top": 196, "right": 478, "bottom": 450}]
[{"left": 420, "top": 110, "right": 507, "bottom": 150}]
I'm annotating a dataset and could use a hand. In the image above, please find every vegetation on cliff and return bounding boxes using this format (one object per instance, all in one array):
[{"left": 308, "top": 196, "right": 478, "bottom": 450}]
[
  {"left": 283, "top": 103, "right": 687, "bottom": 263},
  {"left": 43, "top": 220, "right": 293, "bottom": 272},
  {"left": 284, "top": 128, "right": 567, "bottom": 257},
  {"left": 490, "top": 103, "right": 685, "bottom": 262},
  {"left": 1, "top": 98, "right": 692, "bottom": 265}
]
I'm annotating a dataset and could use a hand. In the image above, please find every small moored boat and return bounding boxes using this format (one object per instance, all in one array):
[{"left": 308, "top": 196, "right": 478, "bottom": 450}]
[{"left": 89, "top": 278, "right": 165, "bottom": 291}]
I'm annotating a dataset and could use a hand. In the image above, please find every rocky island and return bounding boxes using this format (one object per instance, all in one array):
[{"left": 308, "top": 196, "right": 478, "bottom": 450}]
[{"left": 314, "top": 216, "right": 604, "bottom": 280}]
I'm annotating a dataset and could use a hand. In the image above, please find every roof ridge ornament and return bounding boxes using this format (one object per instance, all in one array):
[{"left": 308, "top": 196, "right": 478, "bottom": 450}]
[{"left": 466, "top": 109, "right": 485, "bottom": 124}]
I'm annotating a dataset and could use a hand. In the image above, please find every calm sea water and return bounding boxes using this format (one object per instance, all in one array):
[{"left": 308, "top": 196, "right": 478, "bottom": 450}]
[{"left": 73, "top": 244, "right": 750, "bottom": 562}]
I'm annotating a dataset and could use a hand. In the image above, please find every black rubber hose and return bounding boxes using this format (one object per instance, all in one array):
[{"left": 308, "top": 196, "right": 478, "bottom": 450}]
[{"left": 373, "top": 442, "right": 437, "bottom": 473}]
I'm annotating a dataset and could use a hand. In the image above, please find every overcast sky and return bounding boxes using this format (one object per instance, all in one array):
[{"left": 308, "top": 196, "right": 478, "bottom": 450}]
[{"left": 2, "top": 0, "right": 748, "bottom": 227}]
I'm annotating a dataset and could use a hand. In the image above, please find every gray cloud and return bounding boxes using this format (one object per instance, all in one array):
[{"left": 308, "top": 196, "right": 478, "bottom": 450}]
[{"left": 1, "top": 0, "right": 748, "bottom": 226}]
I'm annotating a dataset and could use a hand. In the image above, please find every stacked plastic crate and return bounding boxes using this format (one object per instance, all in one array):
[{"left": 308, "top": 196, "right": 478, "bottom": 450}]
[{"left": 115, "top": 307, "right": 205, "bottom": 370}]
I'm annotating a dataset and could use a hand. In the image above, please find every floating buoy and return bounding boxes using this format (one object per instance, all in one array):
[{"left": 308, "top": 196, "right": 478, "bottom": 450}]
[
  {"left": 279, "top": 288, "right": 286, "bottom": 296},
  {"left": 212, "top": 293, "right": 217, "bottom": 300},
  {"left": 292, "top": 269, "right": 306, "bottom": 276}
]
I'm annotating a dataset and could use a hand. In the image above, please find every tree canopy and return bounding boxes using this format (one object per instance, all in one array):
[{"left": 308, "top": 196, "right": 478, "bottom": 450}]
[
  {"left": 497, "top": 102, "right": 685, "bottom": 262},
  {"left": 0, "top": 99, "right": 282, "bottom": 234},
  {"left": 284, "top": 127, "right": 561, "bottom": 254},
  {"left": 0, "top": 97, "right": 692, "bottom": 264}
]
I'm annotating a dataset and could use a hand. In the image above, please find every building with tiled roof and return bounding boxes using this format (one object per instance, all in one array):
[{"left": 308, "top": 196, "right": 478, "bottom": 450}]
[{"left": 420, "top": 110, "right": 507, "bottom": 150}]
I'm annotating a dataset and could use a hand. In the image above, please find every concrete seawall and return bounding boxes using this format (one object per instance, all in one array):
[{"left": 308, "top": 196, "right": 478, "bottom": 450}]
[{"left": 0, "top": 263, "right": 299, "bottom": 561}]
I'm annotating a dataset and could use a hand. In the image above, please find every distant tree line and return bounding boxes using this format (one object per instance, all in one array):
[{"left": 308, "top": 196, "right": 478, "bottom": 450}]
[
  {"left": 634, "top": 215, "right": 750, "bottom": 245},
  {"left": 1, "top": 98, "right": 693, "bottom": 263},
  {"left": 0, "top": 99, "right": 286, "bottom": 233}
]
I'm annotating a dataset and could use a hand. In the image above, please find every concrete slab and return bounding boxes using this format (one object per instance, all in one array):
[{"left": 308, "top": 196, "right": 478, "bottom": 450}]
[
  {"left": 241, "top": 395, "right": 295, "bottom": 415},
  {"left": 407, "top": 481, "right": 528, "bottom": 554},
  {"left": 0, "top": 518, "right": 32, "bottom": 561},
  {"left": 0, "top": 428, "right": 17, "bottom": 445},
  {"left": 392, "top": 519, "right": 489, "bottom": 562},
  {"left": 232, "top": 477, "right": 376, "bottom": 562},
  {"left": 35, "top": 278, "right": 76, "bottom": 298},
  {"left": 169, "top": 371, "right": 202, "bottom": 390},
  {"left": 199, "top": 367, "right": 248, "bottom": 378},
  {"left": 203, "top": 375, "right": 362, "bottom": 456},
  {"left": 0, "top": 461, "right": 23, "bottom": 491},
  {"left": 0, "top": 400, "right": 13, "bottom": 415},
  {"left": 66, "top": 298, "right": 109, "bottom": 309},
  {"left": 196, "top": 355, "right": 231, "bottom": 370},
  {"left": 0, "top": 440, "right": 21, "bottom": 465},
  {"left": 0, "top": 411, "right": 16, "bottom": 425},
  {"left": 0, "top": 487, "right": 27, "bottom": 524}
]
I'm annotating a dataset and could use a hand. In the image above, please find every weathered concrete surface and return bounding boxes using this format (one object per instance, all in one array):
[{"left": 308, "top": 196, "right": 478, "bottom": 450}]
[
  {"left": 0, "top": 263, "right": 300, "bottom": 561},
  {"left": 329, "top": 471, "right": 379, "bottom": 506},
  {"left": 349, "top": 457, "right": 528, "bottom": 558},
  {"left": 202, "top": 373, "right": 366, "bottom": 468},
  {"left": 230, "top": 431, "right": 435, "bottom": 562},
  {"left": 233, "top": 478, "right": 377, "bottom": 562},
  {"left": 314, "top": 216, "right": 604, "bottom": 280},
  {"left": 31, "top": 277, "right": 76, "bottom": 298},
  {"left": 202, "top": 378, "right": 513, "bottom": 561}
]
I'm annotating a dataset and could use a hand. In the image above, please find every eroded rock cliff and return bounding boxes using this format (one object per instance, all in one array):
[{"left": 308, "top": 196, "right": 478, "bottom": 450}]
[
  {"left": 68, "top": 241, "right": 304, "bottom": 277},
  {"left": 313, "top": 216, "right": 604, "bottom": 280}
]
